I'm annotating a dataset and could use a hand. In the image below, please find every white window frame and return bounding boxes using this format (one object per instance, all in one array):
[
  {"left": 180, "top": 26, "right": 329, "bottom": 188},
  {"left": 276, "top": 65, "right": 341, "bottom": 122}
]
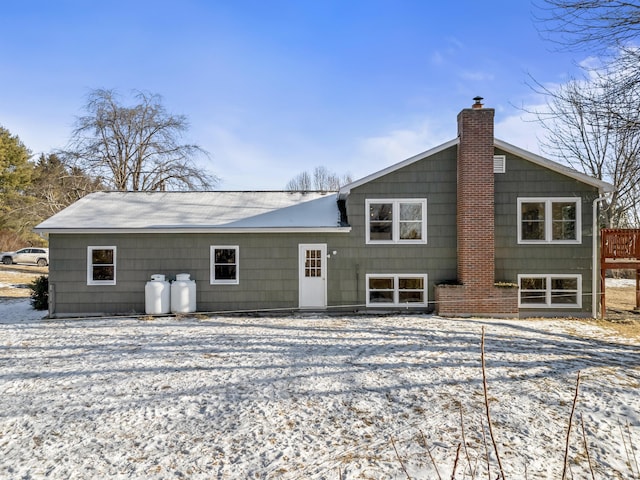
[
  {"left": 517, "top": 197, "right": 581, "bottom": 244},
  {"left": 518, "top": 274, "right": 582, "bottom": 308},
  {"left": 366, "top": 199, "right": 427, "bottom": 244},
  {"left": 87, "top": 246, "right": 117, "bottom": 286},
  {"left": 210, "top": 245, "right": 239, "bottom": 285},
  {"left": 366, "top": 274, "right": 428, "bottom": 307}
]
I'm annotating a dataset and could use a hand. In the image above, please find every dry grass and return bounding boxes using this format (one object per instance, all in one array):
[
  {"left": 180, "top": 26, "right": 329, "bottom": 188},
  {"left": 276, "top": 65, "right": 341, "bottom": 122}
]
[
  {"left": 0, "top": 265, "right": 47, "bottom": 298},
  {"left": 600, "top": 286, "right": 640, "bottom": 339},
  {"left": 606, "top": 286, "right": 639, "bottom": 312},
  {"left": 593, "top": 319, "right": 640, "bottom": 340}
]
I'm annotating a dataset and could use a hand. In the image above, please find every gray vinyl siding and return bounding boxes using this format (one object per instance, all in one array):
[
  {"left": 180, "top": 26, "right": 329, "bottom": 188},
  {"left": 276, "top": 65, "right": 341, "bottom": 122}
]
[
  {"left": 344, "top": 145, "right": 459, "bottom": 307},
  {"left": 494, "top": 148, "right": 599, "bottom": 314},
  {"left": 47, "top": 147, "right": 458, "bottom": 316},
  {"left": 49, "top": 232, "right": 358, "bottom": 316}
]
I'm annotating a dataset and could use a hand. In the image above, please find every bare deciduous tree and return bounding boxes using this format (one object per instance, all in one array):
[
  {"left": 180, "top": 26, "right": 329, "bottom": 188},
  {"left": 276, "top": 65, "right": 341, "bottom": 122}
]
[
  {"left": 535, "top": 0, "right": 640, "bottom": 54},
  {"left": 285, "top": 166, "right": 352, "bottom": 192},
  {"left": 533, "top": 1, "right": 640, "bottom": 226},
  {"left": 28, "top": 153, "right": 102, "bottom": 216},
  {"left": 528, "top": 74, "right": 640, "bottom": 227},
  {"left": 63, "top": 89, "right": 218, "bottom": 191},
  {"left": 536, "top": 0, "right": 640, "bottom": 122}
]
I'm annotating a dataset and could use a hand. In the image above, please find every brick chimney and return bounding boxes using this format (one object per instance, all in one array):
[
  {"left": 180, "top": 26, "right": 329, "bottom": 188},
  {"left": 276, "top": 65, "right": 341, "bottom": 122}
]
[
  {"left": 434, "top": 98, "right": 518, "bottom": 317},
  {"left": 457, "top": 97, "right": 495, "bottom": 288}
]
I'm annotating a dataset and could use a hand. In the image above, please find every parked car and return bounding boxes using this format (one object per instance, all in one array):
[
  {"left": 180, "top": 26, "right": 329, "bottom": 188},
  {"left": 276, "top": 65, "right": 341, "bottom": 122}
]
[{"left": 1, "top": 247, "right": 49, "bottom": 267}]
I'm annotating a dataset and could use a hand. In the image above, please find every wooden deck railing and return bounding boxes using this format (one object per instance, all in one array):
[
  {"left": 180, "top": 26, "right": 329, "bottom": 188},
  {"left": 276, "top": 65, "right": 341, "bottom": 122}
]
[
  {"left": 601, "top": 229, "right": 640, "bottom": 262},
  {"left": 600, "top": 228, "right": 640, "bottom": 317}
]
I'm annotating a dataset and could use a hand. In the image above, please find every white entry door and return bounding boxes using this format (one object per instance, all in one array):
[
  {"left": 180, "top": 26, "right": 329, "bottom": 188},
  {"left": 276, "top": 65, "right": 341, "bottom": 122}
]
[{"left": 298, "top": 244, "right": 327, "bottom": 309}]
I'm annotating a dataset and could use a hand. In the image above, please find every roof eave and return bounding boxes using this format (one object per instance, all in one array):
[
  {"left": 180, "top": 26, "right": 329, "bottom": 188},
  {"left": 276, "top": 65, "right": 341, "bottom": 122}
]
[
  {"left": 35, "top": 226, "right": 353, "bottom": 235},
  {"left": 337, "top": 136, "right": 615, "bottom": 198},
  {"left": 494, "top": 138, "right": 615, "bottom": 193}
]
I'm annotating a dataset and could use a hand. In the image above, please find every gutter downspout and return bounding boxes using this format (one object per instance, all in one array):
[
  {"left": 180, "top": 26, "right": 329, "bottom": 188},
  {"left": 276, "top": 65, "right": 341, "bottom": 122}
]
[{"left": 592, "top": 195, "right": 609, "bottom": 318}]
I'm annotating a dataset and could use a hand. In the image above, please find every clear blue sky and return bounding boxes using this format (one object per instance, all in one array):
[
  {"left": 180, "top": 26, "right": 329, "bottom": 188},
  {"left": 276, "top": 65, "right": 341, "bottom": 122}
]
[{"left": 0, "top": 0, "right": 587, "bottom": 189}]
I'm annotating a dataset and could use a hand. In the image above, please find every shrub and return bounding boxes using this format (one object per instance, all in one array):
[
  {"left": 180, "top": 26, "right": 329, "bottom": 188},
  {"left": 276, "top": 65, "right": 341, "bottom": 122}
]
[{"left": 29, "top": 275, "right": 49, "bottom": 310}]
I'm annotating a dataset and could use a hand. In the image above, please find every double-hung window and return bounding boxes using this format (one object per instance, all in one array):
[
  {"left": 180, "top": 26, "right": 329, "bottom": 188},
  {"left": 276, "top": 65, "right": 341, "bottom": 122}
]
[
  {"left": 518, "top": 198, "right": 581, "bottom": 244},
  {"left": 366, "top": 274, "right": 428, "bottom": 307},
  {"left": 210, "top": 246, "right": 239, "bottom": 284},
  {"left": 518, "top": 274, "right": 581, "bottom": 308},
  {"left": 366, "top": 199, "right": 427, "bottom": 244},
  {"left": 87, "top": 246, "right": 116, "bottom": 285}
]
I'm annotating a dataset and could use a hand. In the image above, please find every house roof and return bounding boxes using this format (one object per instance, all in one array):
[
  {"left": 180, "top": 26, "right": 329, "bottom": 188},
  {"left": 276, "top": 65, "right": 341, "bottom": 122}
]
[
  {"left": 35, "top": 191, "right": 349, "bottom": 234},
  {"left": 338, "top": 137, "right": 615, "bottom": 198},
  {"left": 37, "top": 136, "right": 614, "bottom": 235}
]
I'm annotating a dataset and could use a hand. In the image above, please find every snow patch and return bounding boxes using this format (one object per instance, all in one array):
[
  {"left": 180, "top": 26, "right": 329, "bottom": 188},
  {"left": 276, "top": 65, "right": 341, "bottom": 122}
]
[{"left": 0, "top": 300, "right": 638, "bottom": 479}]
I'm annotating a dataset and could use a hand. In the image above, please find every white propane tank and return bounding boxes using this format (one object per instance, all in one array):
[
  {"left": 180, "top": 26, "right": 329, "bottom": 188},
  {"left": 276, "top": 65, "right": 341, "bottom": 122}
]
[
  {"left": 171, "top": 273, "right": 196, "bottom": 313},
  {"left": 145, "top": 274, "right": 170, "bottom": 314}
]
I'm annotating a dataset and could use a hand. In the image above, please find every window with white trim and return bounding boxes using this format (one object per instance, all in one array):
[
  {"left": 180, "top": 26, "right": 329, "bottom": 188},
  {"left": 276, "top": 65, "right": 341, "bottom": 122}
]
[
  {"left": 210, "top": 246, "right": 239, "bottom": 284},
  {"left": 366, "top": 199, "right": 427, "bottom": 244},
  {"left": 518, "top": 274, "right": 581, "bottom": 308},
  {"left": 518, "top": 198, "right": 581, "bottom": 243},
  {"left": 87, "top": 246, "right": 116, "bottom": 285},
  {"left": 366, "top": 274, "right": 428, "bottom": 307}
]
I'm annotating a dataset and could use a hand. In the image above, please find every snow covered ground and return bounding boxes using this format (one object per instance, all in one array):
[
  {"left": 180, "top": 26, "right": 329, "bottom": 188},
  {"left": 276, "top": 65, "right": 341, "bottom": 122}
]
[
  {"left": 606, "top": 278, "right": 637, "bottom": 288},
  {"left": 1, "top": 299, "right": 639, "bottom": 479}
]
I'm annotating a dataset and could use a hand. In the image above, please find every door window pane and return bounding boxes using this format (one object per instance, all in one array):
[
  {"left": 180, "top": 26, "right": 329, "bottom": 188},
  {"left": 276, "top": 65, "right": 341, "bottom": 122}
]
[{"left": 305, "top": 250, "right": 322, "bottom": 277}]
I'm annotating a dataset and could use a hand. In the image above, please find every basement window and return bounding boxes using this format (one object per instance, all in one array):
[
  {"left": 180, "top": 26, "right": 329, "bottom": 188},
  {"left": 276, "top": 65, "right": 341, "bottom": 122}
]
[
  {"left": 87, "top": 246, "right": 116, "bottom": 285},
  {"left": 366, "top": 274, "right": 428, "bottom": 307},
  {"left": 518, "top": 274, "right": 581, "bottom": 308}
]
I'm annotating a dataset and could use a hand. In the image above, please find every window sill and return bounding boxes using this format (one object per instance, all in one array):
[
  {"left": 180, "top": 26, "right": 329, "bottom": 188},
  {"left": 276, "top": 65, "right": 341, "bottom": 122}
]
[
  {"left": 517, "top": 240, "right": 581, "bottom": 245},
  {"left": 366, "top": 240, "right": 428, "bottom": 245}
]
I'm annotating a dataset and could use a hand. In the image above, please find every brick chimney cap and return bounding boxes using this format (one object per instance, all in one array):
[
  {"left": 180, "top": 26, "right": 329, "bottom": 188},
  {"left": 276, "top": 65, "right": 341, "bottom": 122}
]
[{"left": 472, "top": 96, "right": 484, "bottom": 109}]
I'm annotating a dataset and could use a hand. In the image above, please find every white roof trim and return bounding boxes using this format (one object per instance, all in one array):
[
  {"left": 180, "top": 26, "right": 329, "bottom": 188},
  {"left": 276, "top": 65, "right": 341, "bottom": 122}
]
[
  {"left": 494, "top": 138, "right": 614, "bottom": 192},
  {"left": 38, "top": 227, "right": 352, "bottom": 234},
  {"left": 338, "top": 137, "right": 614, "bottom": 198}
]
